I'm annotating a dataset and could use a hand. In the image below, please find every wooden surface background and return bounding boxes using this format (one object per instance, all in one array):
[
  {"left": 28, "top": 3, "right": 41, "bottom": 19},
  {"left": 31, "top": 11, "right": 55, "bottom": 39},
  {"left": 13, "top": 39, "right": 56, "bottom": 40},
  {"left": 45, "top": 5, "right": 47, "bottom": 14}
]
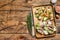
[{"left": 0, "top": 0, "right": 60, "bottom": 40}]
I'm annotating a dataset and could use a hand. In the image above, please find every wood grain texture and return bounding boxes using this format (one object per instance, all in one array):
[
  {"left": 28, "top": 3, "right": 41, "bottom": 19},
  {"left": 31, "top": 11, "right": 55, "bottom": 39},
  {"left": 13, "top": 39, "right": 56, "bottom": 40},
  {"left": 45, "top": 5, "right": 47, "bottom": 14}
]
[
  {"left": 0, "top": 11, "right": 29, "bottom": 33},
  {"left": 0, "top": 0, "right": 60, "bottom": 40},
  {"left": 0, "top": 34, "right": 60, "bottom": 40}
]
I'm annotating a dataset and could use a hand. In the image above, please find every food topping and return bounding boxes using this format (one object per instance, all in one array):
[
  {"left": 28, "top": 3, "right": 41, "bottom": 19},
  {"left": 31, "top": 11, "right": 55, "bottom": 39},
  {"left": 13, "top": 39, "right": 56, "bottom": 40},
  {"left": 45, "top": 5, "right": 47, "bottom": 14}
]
[{"left": 34, "top": 6, "right": 56, "bottom": 35}]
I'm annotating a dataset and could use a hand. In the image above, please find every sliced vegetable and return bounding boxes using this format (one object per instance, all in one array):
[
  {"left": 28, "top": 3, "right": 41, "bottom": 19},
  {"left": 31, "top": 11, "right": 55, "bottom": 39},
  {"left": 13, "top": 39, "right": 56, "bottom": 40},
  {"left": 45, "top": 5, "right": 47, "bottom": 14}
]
[
  {"left": 44, "top": 27, "right": 54, "bottom": 34},
  {"left": 35, "top": 23, "right": 40, "bottom": 29},
  {"left": 46, "top": 24, "right": 49, "bottom": 26},
  {"left": 38, "top": 10, "right": 43, "bottom": 14},
  {"left": 37, "top": 30, "right": 44, "bottom": 34},
  {"left": 35, "top": 25, "right": 40, "bottom": 29},
  {"left": 35, "top": 14, "right": 39, "bottom": 18},
  {"left": 44, "top": 27, "right": 48, "bottom": 31},
  {"left": 43, "top": 30, "right": 48, "bottom": 35},
  {"left": 48, "top": 30, "right": 54, "bottom": 34},
  {"left": 38, "top": 16, "right": 42, "bottom": 19},
  {"left": 43, "top": 17, "right": 48, "bottom": 21}
]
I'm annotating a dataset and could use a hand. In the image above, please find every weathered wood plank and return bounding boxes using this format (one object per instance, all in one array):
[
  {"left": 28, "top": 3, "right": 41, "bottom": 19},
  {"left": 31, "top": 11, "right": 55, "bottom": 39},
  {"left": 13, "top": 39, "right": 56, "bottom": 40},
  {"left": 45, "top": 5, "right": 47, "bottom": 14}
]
[
  {"left": 0, "top": 0, "right": 60, "bottom": 40},
  {"left": 0, "top": 34, "right": 60, "bottom": 40},
  {"left": 0, "top": 11, "right": 29, "bottom": 33}
]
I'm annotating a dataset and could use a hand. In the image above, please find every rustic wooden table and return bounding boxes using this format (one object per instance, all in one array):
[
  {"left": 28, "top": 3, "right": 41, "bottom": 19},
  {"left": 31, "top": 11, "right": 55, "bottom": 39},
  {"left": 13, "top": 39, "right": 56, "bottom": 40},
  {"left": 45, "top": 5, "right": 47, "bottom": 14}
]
[{"left": 0, "top": 0, "right": 60, "bottom": 40}]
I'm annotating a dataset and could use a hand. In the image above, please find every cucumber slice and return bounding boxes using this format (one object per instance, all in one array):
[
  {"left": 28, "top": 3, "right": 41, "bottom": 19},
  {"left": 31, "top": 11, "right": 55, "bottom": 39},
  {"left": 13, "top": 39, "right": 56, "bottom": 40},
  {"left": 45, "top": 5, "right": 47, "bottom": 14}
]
[
  {"left": 44, "top": 27, "right": 48, "bottom": 31},
  {"left": 39, "top": 10, "right": 43, "bottom": 14},
  {"left": 44, "top": 27, "right": 54, "bottom": 34},
  {"left": 35, "top": 25, "right": 40, "bottom": 29},
  {"left": 35, "top": 14, "right": 39, "bottom": 18},
  {"left": 35, "top": 23, "right": 40, "bottom": 29},
  {"left": 43, "top": 17, "right": 48, "bottom": 21},
  {"left": 43, "top": 30, "right": 48, "bottom": 35},
  {"left": 48, "top": 30, "right": 54, "bottom": 34},
  {"left": 38, "top": 16, "right": 42, "bottom": 19}
]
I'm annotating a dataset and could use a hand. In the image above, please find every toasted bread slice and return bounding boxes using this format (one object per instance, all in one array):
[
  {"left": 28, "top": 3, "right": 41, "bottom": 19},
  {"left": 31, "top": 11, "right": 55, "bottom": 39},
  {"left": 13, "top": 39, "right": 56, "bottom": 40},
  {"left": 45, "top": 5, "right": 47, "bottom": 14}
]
[{"left": 32, "top": 5, "right": 56, "bottom": 38}]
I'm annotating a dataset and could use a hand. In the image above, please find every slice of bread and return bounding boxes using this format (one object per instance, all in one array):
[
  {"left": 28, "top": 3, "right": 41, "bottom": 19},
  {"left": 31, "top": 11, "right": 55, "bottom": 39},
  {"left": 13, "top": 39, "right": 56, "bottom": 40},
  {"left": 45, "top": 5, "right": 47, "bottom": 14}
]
[{"left": 32, "top": 5, "right": 56, "bottom": 38}]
